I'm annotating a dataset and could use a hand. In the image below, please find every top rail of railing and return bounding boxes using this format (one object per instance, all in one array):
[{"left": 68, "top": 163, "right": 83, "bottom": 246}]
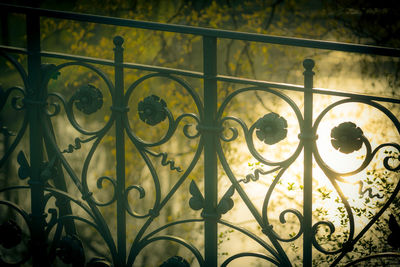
[
  {"left": 1, "top": 3, "right": 400, "bottom": 104},
  {"left": 2, "top": 3, "right": 400, "bottom": 58}
]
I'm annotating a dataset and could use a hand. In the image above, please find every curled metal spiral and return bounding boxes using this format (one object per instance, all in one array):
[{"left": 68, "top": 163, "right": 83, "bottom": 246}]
[
  {"left": 79, "top": 126, "right": 114, "bottom": 208},
  {"left": 94, "top": 176, "right": 117, "bottom": 207},
  {"left": 62, "top": 136, "right": 97, "bottom": 154},
  {"left": 178, "top": 113, "right": 201, "bottom": 139},
  {"left": 0, "top": 200, "right": 32, "bottom": 266},
  {"left": 145, "top": 150, "right": 182, "bottom": 172},
  {"left": 124, "top": 73, "right": 203, "bottom": 147},
  {"left": 261, "top": 167, "right": 304, "bottom": 242},
  {"left": 240, "top": 167, "right": 279, "bottom": 183},
  {"left": 0, "top": 51, "right": 28, "bottom": 89},
  {"left": 124, "top": 185, "right": 147, "bottom": 218},
  {"left": 356, "top": 180, "right": 384, "bottom": 199},
  {"left": 311, "top": 221, "right": 337, "bottom": 254},
  {"left": 275, "top": 209, "right": 304, "bottom": 242},
  {"left": 217, "top": 86, "right": 304, "bottom": 167},
  {"left": 0, "top": 86, "right": 28, "bottom": 167},
  {"left": 46, "top": 62, "right": 114, "bottom": 135},
  {"left": 7, "top": 86, "right": 27, "bottom": 111},
  {"left": 311, "top": 98, "right": 400, "bottom": 260}
]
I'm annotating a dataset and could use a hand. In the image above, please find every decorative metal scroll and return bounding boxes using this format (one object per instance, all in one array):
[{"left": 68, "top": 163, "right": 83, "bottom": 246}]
[{"left": 0, "top": 13, "right": 400, "bottom": 267}]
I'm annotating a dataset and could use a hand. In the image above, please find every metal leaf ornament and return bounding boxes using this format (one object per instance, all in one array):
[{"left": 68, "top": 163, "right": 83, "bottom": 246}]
[
  {"left": 255, "top": 113, "right": 288, "bottom": 145},
  {"left": 331, "top": 122, "right": 363, "bottom": 154},
  {"left": 0, "top": 220, "right": 22, "bottom": 249},
  {"left": 72, "top": 84, "right": 103, "bottom": 115},
  {"left": 217, "top": 185, "right": 235, "bottom": 215},
  {"left": 40, "top": 63, "right": 60, "bottom": 82},
  {"left": 138, "top": 95, "right": 167, "bottom": 126},
  {"left": 17, "top": 151, "right": 30, "bottom": 180},
  {"left": 189, "top": 180, "right": 204, "bottom": 211}
]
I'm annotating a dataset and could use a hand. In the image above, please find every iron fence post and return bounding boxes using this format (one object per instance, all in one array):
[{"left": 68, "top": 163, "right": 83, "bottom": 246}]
[
  {"left": 203, "top": 35, "right": 218, "bottom": 267},
  {"left": 26, "top": 12, "right": 49, "bottom": 267},
  {"left": 303, "top": 59, "right": 315, "bottom": 267},
  {"left": 113, "top": 36, "right": 126, "bottom": 266}
]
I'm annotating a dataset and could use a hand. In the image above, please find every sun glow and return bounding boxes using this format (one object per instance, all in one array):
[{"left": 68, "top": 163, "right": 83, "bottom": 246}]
[{"left": 220, "top": 82, "right": 400, "bottom": 263}]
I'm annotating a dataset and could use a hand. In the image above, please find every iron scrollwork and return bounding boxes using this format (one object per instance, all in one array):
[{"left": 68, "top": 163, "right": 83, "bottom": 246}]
[
  {"left": 0, "top": 33, "right": 205, "bottom": 266},
  {"left": 0, "top": 11, "right": 399, "bottom": 265},
  {"left": 311, "top": 98, "right": 400, "bottom": 265},
  {"left": 213, "top": 84, "right": 307, "bottom": 266},
  {"left": 56, "top": 235, "right": 85, "bottom": 266},
  {"left": 0, "top": 220, "right": 23, "bottom": 249},
  {"left": 213, "top": 65, "right": 400, "bottom": 265}
]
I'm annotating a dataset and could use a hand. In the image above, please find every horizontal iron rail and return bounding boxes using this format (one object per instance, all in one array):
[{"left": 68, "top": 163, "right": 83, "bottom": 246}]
[
  {"left": 0, "top": 45, "right": 204, "bottom": 78},
  {"left": 41, "top": 51, "right": 205, "bottom": 78},
  {"left": 2, "top": 3, "right": 400, "bottom": 58},
  {"left": 0, "top": 45, "right": 27, "bottom": 54},
  {"left": 217, "top": 75, "right": 400, "bottom": 104},
  {"left": 0, "top": 44, "right": 399, "bottom": 103}
]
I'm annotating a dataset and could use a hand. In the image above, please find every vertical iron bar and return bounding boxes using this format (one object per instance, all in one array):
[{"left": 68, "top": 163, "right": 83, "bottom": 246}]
[
  {"left": 26, "top": 13, "right": 49, "bottom": 267},
  {"left": 0, "top": 10, "right": 9, "bottom": 45},
  {"left": 203, "top": 35, "right": 218, "bottom": 267},
  {"left": 113, "top": 36, "right": 126, "bottom": 266},
  {"left": 302, "top": 59, "right": 315, "bottom": 267},
  {"left": 0, "top": 8, "right": 12, "bottom": 219}
]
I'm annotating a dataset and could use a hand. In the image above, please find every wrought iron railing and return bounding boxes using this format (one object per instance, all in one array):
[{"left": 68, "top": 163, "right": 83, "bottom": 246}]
[{"left": 0, "top": 4, "right": 400, "bottom": 267}]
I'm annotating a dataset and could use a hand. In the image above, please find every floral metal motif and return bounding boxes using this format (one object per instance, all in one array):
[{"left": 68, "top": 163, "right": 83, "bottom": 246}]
[
  {"left": 0, "top": 220, "right": 22, "bottom": 249},
  {"left": 138, "top": 95, "right": 167, "bottom": 126},
  {"left": 160, "top": 256, "right": 190, "bottom": 267},
  {"left": 330, "top": 122, "right": 364, "bottom": 154},
  {"left": 56, "top": 235, "right": 85, "bottom": 265},
  {"left": 255, "top": 112, "right": 288, "bottom": 145},
  {"left": 72, "top": 84, "right": 103, "bottom": 115}
]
